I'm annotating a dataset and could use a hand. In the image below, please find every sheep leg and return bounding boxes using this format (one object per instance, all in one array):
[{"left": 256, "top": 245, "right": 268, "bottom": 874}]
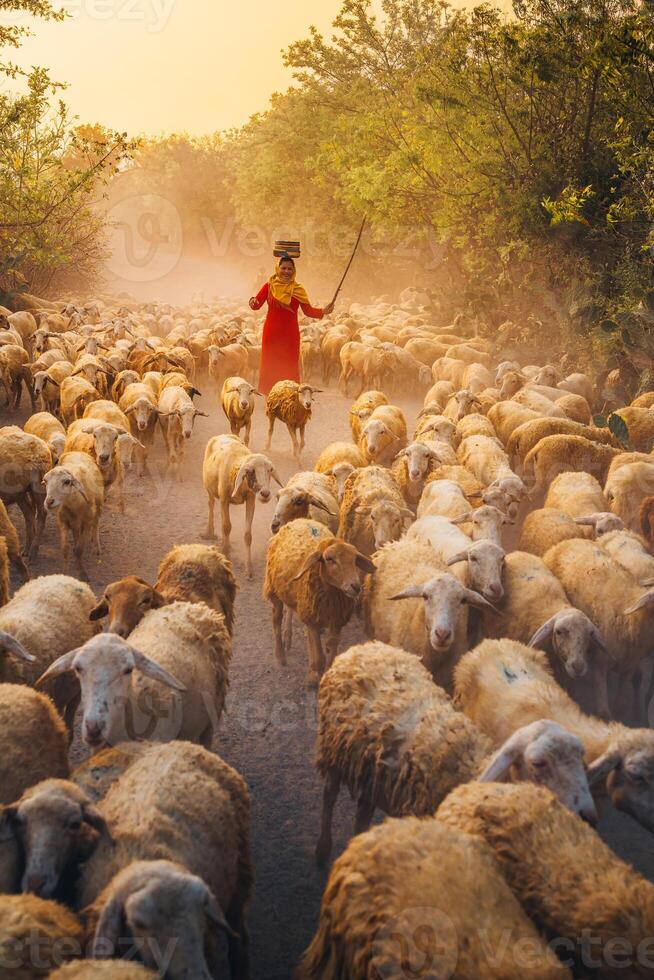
[
  {"left": 201, "top": 492, "right": 218, "bottom": 541},
  {"left": 93, "top": 516, "right": 101, "bottom": 560},
  {"left": 16, "top": 496, "right": 36, "bottom": 558},
  {"left": 324, "top": 627, "right": 340, "bottom": 670},
  {"left": 220, "top": 498, "right": 232, "bottom": 557},
  {"left": 315, "top": 767, "right": 341, "bottom": 866},
  {"left": 73, "top": 529, "right": 89, "bottom": 581},
  {"left": 244, "top": 492, "right": 255, "bottom": 579},
  {"left": 354, "top": 793, "right": 375, "bottom": 836},
  {"left": 285, "top": 423, "right": 299, "bottom": 459},
  {"left": 11, "top": 551, "right": 29, "bottom": 583},
  {"left": 265, "top": 416, "right": 275, "bottom": 451},
  {"left": 282, "top": 607, "right": 293, "bottom": 653},
  {"left": 59, "top": 521, "right": 71, "bottom": 573},
  {"left": 306, "top": 626, "right": 325, "bottom": 688},
  {"left": 244, "top": 418, "right": 251, "bottom": 447},
  {"left": 298, "top": 423, "right": 306, "bottom": 456},
  {"left": 31, "top": 493, "right": 47, "bottom": 561},
  {"left": 271, "top": 596, "right": 286, "bottom": 666}
]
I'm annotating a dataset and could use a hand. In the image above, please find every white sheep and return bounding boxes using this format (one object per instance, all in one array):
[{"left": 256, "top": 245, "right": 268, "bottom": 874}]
[
  {"left": 43, "top": 451, "right": 104, "bottom": 580},
  {"left": 406, "top": 515, "right": 505, "bottom": 603},
  {"left": 454, "top": 639, "right": 654, "bottom": 835},
  {"left": 202, "top": 433, "right": 281, "bottom": 578},
  {"left": 221, "top": 376, "right": 260, "bottom": 446},
  {"left": 157, "top": 385, "right": 208, "bottom": 479},
  {"left": 39, "top": 600, "right": 230, "bottom": 748},
  {"left": 364, "top": 536, "right": 496, "bottom": 689},
  {"left": 338, "top": 465, "right": 412, "bottom": 557},
  {"left": 357, "top": 403, "right": 407, "bottom": 466}
]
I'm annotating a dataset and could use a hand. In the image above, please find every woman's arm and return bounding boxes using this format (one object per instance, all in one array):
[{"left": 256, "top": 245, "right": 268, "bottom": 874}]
[
  {"left": 249, "top": 283, "right": 269, "bottom": 310},
  {"left": 299, "top": 299, "right": 334, "bottom": 320}
]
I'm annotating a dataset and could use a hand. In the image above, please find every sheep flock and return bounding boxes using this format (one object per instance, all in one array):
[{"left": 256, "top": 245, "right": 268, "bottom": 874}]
[{"left": 2, "top": 289, "right": 654, "bottom": 978}]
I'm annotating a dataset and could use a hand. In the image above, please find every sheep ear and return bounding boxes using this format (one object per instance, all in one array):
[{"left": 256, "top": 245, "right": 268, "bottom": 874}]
[
  {"left": 355, "top": 553, "right": 376, "bottom": 575},
  {"left": 72, "top": 477, "right": 89, "bottom": 502},
  {"left": 201, "top": 883, "right": 239, "bottom": 938},
  {"left": 291, "top": 550, "right": 323, "bottom": 581},
  {"left": 270, "top": 467, "right": 283, "bottom": 488},
  {"left": 308, "top": 495, "right": 337, "bottom": 517},
  {"left": 91, "top": 893, "right": 124, "bottom": 958},
  {"left": 573, "top": 516, "right": 596, "bottom": 526},
  {"left": 130, "top": 648, "right": 187, "bottom": 692},
  {"left": 450, "top": 512, "right": 473, "bottom": 525},
  {"left": 388, "top": 584, "right": 426, "bottom": 600},
  {"left": 399, "top": 508, "right": 414, "bottom": 520},
  {"left": 89, "top": 599, "right": 109, "bottom": 621},
  {"left": 528, "top": 615, "right": 557, "bottom": 649},
  {"left": 189, "top": 387, "right": 202, "bottom": 398},
  {"left": 478, "top": 731, "right": 524, "bottom": 782},
  {"left": 586, "top": 749, "right": 622, "bottom": 786},
  {"left": 590, "top": 624, "right": 608, "bottom": 654},
  {"left": 82, "top": 801, "right": 112, "bottom": 841},
  {"left": 35, "top": 649, "right": 80, "bottom": 687},
  {"left": 233, "top": 462, "right": 252, "bottom": 495},
  {"left": 624, "top": 590, "right": 654, "bottom": 615},
  {"left": 393, "top": 448, "right": 409, "bottom": 460},
  {"left": 0, "top": 630, "right": 35, "bottom": 663},
  {"left": 446, "top": 550, "right": 470, "bottom": 566},
  {"left": 462, "top": 587, "right": 499, "bottom": 613}
]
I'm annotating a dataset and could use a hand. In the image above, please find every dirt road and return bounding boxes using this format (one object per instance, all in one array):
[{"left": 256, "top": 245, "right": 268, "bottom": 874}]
[{"left": 12, "top": 384, "right": 654, "bottom": 980}]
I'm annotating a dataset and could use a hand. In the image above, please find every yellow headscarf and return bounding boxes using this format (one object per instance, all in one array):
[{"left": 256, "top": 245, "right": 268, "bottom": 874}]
[{"left": 268, "top": 259, "right": 310, "bottom": 307}]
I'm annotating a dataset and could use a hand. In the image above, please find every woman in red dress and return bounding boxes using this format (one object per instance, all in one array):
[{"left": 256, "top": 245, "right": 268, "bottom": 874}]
[{"left": 249, "top": 255, "right": 334, "bottom": 395}]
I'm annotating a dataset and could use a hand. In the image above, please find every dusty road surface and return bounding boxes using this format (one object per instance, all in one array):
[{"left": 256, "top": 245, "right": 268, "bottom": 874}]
[{"left": 8, "top": 383, "right": 654, "bottom": 979}]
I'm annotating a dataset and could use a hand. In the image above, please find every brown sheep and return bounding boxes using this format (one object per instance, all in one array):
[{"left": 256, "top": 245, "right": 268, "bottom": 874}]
[
  {"left": 90, "top": 544, "right": 237, "bottom": 638},
  {"left": 438, "top": 781, "right": 654, "bottom": 979},
  {"left": 348, "top": 389, "right": 388, "bottom": 443},
  {"left": 263, "top": 518, "right": 376, "bottom": 687},
  {"left": 0, "top": 893, "right": 83, "bottom": 978},
  {"left": 265, "top": 380, "right": 320, "bottom": 460}
]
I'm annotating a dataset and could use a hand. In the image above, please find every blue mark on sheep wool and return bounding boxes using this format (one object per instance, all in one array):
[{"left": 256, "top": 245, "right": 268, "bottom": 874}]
[
  {"left": 502, "top": 665, "right": 518, "bottom": 683},
  {"left": 310, "top": 525, "right": 321, "bottom": 537}
]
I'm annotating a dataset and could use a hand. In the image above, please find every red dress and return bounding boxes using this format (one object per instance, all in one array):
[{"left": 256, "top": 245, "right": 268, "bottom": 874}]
[{"left": 252, "top": 282, "right": 324, "bottom": 395}]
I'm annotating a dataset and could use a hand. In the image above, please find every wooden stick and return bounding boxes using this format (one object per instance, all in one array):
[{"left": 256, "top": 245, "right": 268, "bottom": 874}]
[{"left": 330, "top": 216, "right": 367, "bottom": 306}]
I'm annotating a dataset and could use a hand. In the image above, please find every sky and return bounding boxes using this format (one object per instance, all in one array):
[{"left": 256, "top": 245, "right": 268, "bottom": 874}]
[{"left": 11, "top": 0, "right": 511, "bottom": 137}]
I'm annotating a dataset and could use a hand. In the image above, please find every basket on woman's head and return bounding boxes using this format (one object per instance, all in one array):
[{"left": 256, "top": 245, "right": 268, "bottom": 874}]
[{"left": 274, "top": 240, "right": 301, "bottom": 259}]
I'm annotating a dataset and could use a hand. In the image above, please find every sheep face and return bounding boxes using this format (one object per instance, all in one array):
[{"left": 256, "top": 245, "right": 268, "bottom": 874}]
[
  {"left": 33, "top": 372, "right": 48, "bottom": 398},
  {"left": 529, "top": 609, "right": 604, "bottom": 679},
  {"left": 90, "top": 576, "right": 166, "bottom": 637},
  {"left": 233, "top": 382, "right": 255, "bottom": 412},
  {"left": 311, "top": 541, "right": 374, "bottom": 599},
  {"left": 126, "top": 396, "right": 157, "bottom": 432},
  {"left": 271, "top": 488, "right": 335, "bottom": 534},
  {"left": 92, "top": 861, "right": 230, "bottom": 979},
  {"left": 457, "top": 505, "right": 509, "bottom": 545},
  {"left": 43, "top": 467, "right": 88, "bottom": 511},
  {"left": 399, "top": 443, "right": 433, "bottom": 483},
  {"left": 235, "top": 455, "right": 281, "bottom": 503},
  {"left": 498, "top": 371, "right": 526, "bottom": 400},
  {"left": 482, "top": 485, "right": 519, "bottom": 521},
  {"left": 390, "top": 572, "right": 495, "bottom": 653},
  {"left": 37, "top": 634, "right": 186, "bottom": 749},
  {"left": 535, "top": 365, "right": 559, "bottom": 387},
  {"left": 81, "top": 423, "right": 123, "bottom": 469},
  {"left": 418, "top": 416, "right": 456, "bottom": 444},
  {"left": 447, "top": 541, "right": 505, "bottom": 604},
  {"left": 480, "top": 720, "right": 597, "bottom": 824},
  {"left": 7, "top": 781, "right": 106, "bottom": 899},
  {"left": 369, "top": 501, "right": 412, "bottom": 549},
  {"left": 49, "top": 433, "right": 66, "bottom": 463},
  {"left": 330, "top": 462, "right": 355, "bottom": 501},
  {"left": 450, "top": 390, "right": 480, "bottom": 421},
  {"left": 600, "top": 743, "right": 654, "bottom": 832},
  {"left": 361, "top": 420, "right": 394, "bottom": 459},
  {"left": 298, "top": 384, "right": 316, "bottom": 410}
]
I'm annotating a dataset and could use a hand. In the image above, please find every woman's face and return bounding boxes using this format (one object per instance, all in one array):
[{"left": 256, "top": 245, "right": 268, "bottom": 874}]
[{"left": 279, "top": 260, "right": 295, "bottom": 283}]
